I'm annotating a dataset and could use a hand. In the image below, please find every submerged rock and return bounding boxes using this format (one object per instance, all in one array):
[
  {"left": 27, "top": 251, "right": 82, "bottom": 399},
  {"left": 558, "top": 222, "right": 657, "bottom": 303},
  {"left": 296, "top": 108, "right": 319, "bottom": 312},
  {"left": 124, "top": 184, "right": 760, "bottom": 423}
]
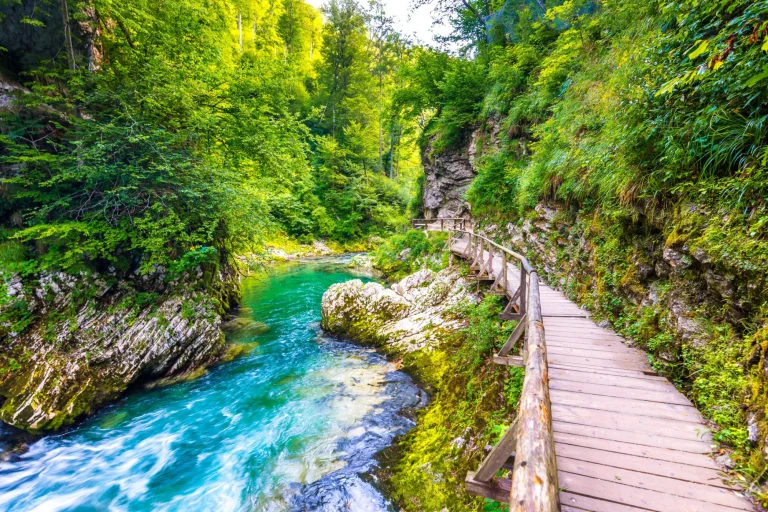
[
  {"left": 0, "top": 265, "right": 239, "bottom": 432},
  {"left": 221, "top": 316, "right": 268, "bottom": 333},
  {"left": 347, "top": 254, "right": 382, "bottom": 279},
  {"left": 320, "top": 267, "right": 477, "bottom": 354}
]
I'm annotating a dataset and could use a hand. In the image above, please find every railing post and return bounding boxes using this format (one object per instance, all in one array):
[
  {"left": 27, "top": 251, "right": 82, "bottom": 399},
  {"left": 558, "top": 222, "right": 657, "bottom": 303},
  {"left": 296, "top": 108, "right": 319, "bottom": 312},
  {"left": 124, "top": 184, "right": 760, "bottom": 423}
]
[
  {"left": 478, "top": 238, "right": 484, "bottom": 268},
  {"left": 488, "top": 244, "right": 494, "bottom": 275},
  {"left": 502, "top": 252, "right": 508, "bottom": 291},
  {"left": 518, "top": 264, "right": 528, "bottom": 318}
]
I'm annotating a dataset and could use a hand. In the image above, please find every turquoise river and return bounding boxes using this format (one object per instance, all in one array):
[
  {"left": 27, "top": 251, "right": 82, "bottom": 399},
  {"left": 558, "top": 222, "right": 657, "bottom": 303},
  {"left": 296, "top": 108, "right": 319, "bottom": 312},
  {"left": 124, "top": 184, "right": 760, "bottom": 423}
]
[{"left": 0, "top": 257, "right": 426, "bottom": 511}]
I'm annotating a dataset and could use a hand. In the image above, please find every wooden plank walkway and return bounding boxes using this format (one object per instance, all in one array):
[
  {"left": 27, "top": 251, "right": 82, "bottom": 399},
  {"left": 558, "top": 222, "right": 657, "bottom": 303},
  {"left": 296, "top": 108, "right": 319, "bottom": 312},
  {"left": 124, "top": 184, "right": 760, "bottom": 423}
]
[{"left": 449, "top": 236, "right": 754, "bottom": 512}]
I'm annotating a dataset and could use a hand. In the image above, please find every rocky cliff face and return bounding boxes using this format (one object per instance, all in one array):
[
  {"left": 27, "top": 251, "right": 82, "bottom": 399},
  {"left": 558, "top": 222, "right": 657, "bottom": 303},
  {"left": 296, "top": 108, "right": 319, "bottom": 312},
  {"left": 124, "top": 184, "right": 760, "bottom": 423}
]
[
  {"left": 321, "top": 267, "right": 477, "bottom": 354},
  {"left": 422, "top": 140, "right": 476, "bottom": 220},
  {"left": 421, "top": 122, "right": 501, "bottom": 220},
  {"left": 0, "top": 265, "right": 239, "bottom": 432}
]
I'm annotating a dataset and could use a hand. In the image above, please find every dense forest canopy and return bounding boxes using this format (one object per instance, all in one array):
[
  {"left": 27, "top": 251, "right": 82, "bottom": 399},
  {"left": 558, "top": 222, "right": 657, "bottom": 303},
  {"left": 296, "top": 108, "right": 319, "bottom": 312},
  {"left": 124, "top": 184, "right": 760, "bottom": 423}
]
[
  {"left": 3, "top": 0, "right": 767, "bottom": 288},
  {"left": 0, "top": 0, "right": 423, "bottom": 275}
]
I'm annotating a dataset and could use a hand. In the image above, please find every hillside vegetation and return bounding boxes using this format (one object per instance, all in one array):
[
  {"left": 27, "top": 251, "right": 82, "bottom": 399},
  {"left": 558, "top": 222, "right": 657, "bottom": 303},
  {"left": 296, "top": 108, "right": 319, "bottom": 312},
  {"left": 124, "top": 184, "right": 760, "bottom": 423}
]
[{"left": 388, "top": 0, "right": 768, "bottom": 503}]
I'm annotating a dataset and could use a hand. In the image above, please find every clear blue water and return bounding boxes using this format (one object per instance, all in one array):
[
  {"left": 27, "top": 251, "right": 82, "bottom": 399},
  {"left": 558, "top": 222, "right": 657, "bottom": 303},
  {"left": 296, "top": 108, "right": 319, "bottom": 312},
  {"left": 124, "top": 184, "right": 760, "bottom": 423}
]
[{"left": 0, "top": 257, "right": 425, "bottom": 512}]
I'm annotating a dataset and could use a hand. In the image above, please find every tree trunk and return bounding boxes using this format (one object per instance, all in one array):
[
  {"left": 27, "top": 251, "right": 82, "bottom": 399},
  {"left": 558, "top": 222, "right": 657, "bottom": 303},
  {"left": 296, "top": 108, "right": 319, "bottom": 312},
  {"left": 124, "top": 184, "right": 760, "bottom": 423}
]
[
  {"left": 60, "top": 0, "right": 80, "bottom": 118},
  {"left": 61, "top": 0, "right": 77, "bottom": 73},
  {"left": 389, "top": 125, "right": 395, "bottom": 180},
  {"left": 332, "top": 104, "right": 336, "bottom": 140},
  {"left": 378, "top": 72, "right": 383, "bottom": 172},
  {"left": 238, "top": 12, "right": 243, "bottom": 53}
]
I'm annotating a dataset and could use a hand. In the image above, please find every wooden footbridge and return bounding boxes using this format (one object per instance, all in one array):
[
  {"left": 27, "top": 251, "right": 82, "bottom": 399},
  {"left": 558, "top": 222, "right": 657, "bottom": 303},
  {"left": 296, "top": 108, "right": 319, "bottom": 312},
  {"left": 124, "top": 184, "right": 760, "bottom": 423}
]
[{"left": 413, "top": 218, "right": 754, "bottom": 512}]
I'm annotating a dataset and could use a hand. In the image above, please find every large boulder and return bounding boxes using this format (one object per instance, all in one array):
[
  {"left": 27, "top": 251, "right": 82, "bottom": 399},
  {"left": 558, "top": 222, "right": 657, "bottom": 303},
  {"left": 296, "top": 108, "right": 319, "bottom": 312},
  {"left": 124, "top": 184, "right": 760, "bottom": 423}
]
[{"left": 321, "top": 268, "right": 477, "bottom": 354}]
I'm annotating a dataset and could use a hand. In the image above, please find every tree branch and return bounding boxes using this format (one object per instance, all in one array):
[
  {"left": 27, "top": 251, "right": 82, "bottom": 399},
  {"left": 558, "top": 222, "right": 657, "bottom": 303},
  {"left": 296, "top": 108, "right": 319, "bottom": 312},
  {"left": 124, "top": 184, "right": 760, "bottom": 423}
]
[{"left": 460, "top": 0, "right": 486, "bottom": 28}]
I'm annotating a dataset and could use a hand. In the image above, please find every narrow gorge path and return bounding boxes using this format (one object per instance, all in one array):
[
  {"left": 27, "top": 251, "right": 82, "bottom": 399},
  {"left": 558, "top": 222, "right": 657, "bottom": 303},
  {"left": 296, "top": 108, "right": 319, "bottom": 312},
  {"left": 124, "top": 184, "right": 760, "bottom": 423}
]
[{"left": 442, "top": 227, "right": 754, "bottom": 512}]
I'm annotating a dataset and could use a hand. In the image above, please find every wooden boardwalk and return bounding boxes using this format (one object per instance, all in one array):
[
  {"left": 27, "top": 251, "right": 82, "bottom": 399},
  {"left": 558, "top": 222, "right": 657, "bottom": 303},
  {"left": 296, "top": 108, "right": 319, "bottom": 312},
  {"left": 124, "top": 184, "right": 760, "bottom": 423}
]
[{"left": 447, "top": 235, "right": 754, "bottom": 512}]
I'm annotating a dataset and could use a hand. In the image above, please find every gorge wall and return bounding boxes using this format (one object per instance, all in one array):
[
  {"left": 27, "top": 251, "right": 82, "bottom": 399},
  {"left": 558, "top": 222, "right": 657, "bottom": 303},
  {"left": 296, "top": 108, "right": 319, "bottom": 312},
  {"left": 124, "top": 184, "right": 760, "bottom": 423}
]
[{"left": 421, "top": 122, "right": 503, "bottom": 220}]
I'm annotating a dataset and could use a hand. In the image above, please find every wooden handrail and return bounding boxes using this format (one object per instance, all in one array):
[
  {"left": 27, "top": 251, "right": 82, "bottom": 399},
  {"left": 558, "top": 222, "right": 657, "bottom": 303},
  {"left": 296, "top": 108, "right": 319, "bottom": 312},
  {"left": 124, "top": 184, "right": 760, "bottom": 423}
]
[
  {"left": 412, "top": 217, "right": 473, "bottom": 233},
  {"left": 413, "top": 218, "right": 559, "bottom": 512},
  {"left": 511, "top": 275, "right": 558, "bottom": 511}
]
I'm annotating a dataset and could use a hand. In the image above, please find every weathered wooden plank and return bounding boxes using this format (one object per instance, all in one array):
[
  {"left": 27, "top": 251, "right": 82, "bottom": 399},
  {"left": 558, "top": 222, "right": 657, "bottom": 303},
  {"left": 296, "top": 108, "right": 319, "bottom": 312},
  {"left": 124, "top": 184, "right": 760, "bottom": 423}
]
[
  {"left": 509, "top": 276, "right": 559, "bottom": 512},
  {"left": 475, "top": 420, "right": 518, "bottom": 482},
  {"left": 494, "top": 355, "right": 525, "bottom": 367},
  {"left": 558, "top": 473, "right": 747, "bottom": 512},
  {"left": 465, "top": 471, "right": 511, "bottom": 502},
  {"left": 553, "top": 421, "right": 714, "bottom": 453},
  {"left": 549, "top": 364, "right": 666, "bottom": 381},
  {"left": 560, "top": 491, "right": 662, "bottom": 512},
  {"left": 555, "top": 443, "right": 729, "bottom": 488},
  {"left": 544, "top": 331, "right": 627, "bottom": 341},
  {"left": 544, "top": 316, "right": 605, "bottom": 323},
  {"left": 545, "top": 324, "right": 613, "bottom": 332},
  {"left": 547, "top": 340, "right": 634, "bottom": 351},
  {"left": 550, "top": 367, "right": 674, "bottom": 389},
  {"left": 558, "top": 458, "right": 751, "bottom": 510},
  {"left": 548, "top": 354, "right": 653, "bottom": 372},
  {"left": 549, "top": 379, "right": 692, "bottom": 406},
  {"left": 543, "top": 319, "right": 618, "bottom": 328},
  {"left": 547, "top": 346, "right": 649, "bottom": 363},
  {"left": 498, "top": 317, "right": 527, "bottom": 356},
  {"left": 551, "top": 404, "right": 713, "bottom": 442},
  {"left": 544, "top": 328, "right": 621, "bottom": 339},
  {"left": 554, "top": 432, "right": 719, "bottom": 469},
  {"left": 544, "top": 332, "right": 628, "bottom": 343},
  {"left": 547, "top": 340, "right": 640, "bottom": 353},
  {"left": 550, "top": 389, "right": 702, "bottom": 423}
]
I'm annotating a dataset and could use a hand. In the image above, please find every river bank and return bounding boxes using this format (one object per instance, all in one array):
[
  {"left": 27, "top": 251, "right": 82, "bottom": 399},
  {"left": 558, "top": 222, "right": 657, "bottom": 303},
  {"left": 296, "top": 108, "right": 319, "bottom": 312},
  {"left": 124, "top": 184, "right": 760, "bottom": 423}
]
[
  {"left": 320, "top": 258, "right": 523, "bottom": 511},
  {"left": 0, "top": 261, "right": 241, "bottom": 433}
]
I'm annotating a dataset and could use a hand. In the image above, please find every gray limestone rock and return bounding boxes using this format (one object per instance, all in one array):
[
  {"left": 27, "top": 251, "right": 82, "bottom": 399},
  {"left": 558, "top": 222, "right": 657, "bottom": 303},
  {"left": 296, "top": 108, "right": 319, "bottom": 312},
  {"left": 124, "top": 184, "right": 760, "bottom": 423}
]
[
  {"left": 321, "top": 267, "right": 478, "bottom": 354},
  {"left": 0, "top": 266, "right": 238, "bottom": 431}
]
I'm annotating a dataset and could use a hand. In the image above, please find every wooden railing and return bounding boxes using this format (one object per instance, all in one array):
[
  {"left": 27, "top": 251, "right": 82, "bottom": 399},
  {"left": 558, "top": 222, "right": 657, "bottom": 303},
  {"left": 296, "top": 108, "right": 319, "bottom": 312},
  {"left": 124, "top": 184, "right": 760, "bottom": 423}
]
[
  {"left": 413, "top": 219, "right": 560, "bottom": 512},
  {"left": 411, "top": 217, "right": 471, "bottom": 232}
]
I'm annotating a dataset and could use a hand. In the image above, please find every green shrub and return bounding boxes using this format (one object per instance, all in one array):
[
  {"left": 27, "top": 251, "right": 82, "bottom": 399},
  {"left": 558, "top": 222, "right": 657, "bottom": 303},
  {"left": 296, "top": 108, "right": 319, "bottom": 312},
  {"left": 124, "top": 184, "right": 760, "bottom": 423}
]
[{"left": 372, "top": 229, "right": 448, "bottom": 280}]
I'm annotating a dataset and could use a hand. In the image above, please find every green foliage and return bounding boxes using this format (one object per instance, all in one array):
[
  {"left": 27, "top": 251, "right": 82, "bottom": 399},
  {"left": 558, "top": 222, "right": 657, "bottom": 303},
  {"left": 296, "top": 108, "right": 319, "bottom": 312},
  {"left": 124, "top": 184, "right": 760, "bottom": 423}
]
[
  {"left": 387, "top": 294, "right": 518, "bottom": 511},
  {"left": 430, "top": 59, "right": 488, "bottom": 151},
  {"left": 372, "top": 229, "right": 447, "bottom": 280},
  {"left": 685, "top": 325, "right": 751, "bottom": 449},
  {"left": 393, "top": 50, "right": 488, "bottom": 152},
  {"left": 0, "top": 0, "right": 425, "bottom": 277}
]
